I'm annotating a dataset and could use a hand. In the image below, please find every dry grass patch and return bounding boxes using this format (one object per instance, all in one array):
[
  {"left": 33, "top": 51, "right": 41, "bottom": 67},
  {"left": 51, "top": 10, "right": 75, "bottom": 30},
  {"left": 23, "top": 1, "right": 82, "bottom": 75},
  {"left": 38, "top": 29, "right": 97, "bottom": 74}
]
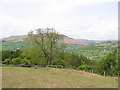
[{"left": 2, "top": 66, "right": 118, "bottom": 88}]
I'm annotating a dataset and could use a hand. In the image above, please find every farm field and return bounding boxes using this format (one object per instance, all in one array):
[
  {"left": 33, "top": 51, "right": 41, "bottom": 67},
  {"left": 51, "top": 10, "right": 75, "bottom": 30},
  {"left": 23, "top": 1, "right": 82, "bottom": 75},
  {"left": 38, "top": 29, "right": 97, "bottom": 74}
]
[
  {"left": 0, "top": 41, "right": 32, "bottom": 51},
  {"left": 66, "top": 43, "right": 117, "bottom": 61},
  {"left": 2, "top": 66, "right": 118, "bottom": 88},
  {"left": 1, "top": 41, "right": 117, "bottom": 61}
]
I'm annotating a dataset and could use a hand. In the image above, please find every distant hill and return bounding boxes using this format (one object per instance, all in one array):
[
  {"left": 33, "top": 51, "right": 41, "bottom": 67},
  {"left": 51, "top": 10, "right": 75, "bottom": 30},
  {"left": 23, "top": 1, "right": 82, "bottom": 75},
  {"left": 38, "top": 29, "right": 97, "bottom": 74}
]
[
  {"left": 63, "top": 35, "right": 90, "bottom": 45},
  {"left": 1, "top": 35, "right": 27, "bottom": 42},
  {"left": 89, "top": 40, "right": 118, "bottom": 43},
  {"left": 1, "top": 35, "right": 117, "bottom": 45},
  {"left": 1, "top": 35, "right": 91, "bottom": 45}
]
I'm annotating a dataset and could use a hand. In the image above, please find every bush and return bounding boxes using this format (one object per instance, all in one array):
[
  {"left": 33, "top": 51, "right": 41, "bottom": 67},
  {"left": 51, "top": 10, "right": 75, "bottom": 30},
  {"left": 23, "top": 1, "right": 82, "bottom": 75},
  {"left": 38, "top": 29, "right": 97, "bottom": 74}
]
[
  {"left": 77, "top": 65, "right": 91, "bottom": 71},
  {"left": 11, "top": 57, "right": 22, "bottom": 65},
  {"left": 21, "top": 58, "right": 30, "bottom": 65},
  {"left": 3, "top": 58, "right": 11, "bottom": 65},
  {"left": 2, "top": 50, "right": 22, "bottom": 61},
  {"left": 52, "top": 59, "right": 65, "bottom": 67}
]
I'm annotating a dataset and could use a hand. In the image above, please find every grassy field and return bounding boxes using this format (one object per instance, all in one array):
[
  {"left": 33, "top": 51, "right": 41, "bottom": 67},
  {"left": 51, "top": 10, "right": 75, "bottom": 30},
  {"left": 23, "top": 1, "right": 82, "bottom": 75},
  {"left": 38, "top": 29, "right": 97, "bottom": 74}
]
[
  {"left": 2, "top": 66, "right": 118, "bottom": 88},
  {"left": 0, "top": 67, "right": 2, "bottom": 89},
  {"left": 1, "top": 41, "right": 32, "bottom": 51}
]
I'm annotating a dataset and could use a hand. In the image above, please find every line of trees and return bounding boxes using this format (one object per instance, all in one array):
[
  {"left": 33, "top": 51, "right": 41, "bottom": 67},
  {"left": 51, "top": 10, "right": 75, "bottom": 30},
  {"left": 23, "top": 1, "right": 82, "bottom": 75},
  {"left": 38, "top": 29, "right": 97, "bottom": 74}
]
[
  {"left": 2, "top": 28, "right": 119, "bottom": 76},
  {"left": 2, "top": 47, "right": 92, "bottom": 70}
]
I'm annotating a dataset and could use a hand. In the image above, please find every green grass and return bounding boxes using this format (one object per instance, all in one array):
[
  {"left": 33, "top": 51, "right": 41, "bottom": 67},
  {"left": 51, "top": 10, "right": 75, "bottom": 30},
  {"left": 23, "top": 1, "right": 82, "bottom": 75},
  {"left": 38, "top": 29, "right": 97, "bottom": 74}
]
[
  {"left": 0, "top": 67, "right": 1, "bottom": 89},
  {"left": 2, "top": 66, "right": 118, "bottom": 88},
  {"left": 1, "top": 41, "right": 32, "bottom": 51}
]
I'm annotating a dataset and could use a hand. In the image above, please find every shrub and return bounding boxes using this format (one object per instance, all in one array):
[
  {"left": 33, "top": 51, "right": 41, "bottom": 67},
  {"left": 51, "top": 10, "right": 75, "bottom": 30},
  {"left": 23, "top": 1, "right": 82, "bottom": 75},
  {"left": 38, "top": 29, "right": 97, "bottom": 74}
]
[
  {"left": 3, "top": 58, "right": 11, "bottom": 65},
  {"left": 11, "top": 57, "right": 22, "bottom": 65},
  {"left": 22, "top": 58, "right": 30, "bottom": 65},
  {"left": 52, "top": 59, "right": 65, "bottom": 67},
  {"left": 77, "top": 65, "right": 91, "bottom": 71}
]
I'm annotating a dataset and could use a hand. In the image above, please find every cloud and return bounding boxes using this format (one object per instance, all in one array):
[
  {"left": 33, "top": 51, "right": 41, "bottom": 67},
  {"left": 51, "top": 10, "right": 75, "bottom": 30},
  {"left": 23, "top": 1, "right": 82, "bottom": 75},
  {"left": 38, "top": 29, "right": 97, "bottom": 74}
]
[
  {"left": 0, "top": 0, "right": 118, "bottom": 40},
  {"left": 1, "top": 0, "right": 118, "bottom": 4}
]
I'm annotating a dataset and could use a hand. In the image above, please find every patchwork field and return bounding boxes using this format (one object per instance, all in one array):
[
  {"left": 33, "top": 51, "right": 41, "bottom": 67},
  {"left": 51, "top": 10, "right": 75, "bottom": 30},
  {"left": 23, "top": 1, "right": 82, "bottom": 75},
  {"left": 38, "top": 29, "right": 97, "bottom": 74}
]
[
  {"left": 1, "top": 41, "right": 117, "bottom": 61},
  {"left": 2, "top": 67, "right": 118, "bottom": 88}
]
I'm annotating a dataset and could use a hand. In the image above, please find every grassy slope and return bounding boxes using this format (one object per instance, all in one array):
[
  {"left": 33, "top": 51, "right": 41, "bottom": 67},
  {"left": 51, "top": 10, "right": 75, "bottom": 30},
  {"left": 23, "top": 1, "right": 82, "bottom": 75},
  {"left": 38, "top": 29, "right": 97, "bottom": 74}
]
[
  {"left": 2, "top": 67, "right": 118, "bottom": 88},
  {"left": 0, "top": 67, "right": 1, "bottom": 89},
  {"left": 1, "top": 41, "right": 32, "bottom": 51}
]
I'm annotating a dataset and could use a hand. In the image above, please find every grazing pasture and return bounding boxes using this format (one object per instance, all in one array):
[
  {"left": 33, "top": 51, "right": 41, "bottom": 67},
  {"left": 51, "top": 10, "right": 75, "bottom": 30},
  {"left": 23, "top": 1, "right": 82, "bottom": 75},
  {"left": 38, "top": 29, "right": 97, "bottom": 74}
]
[{"left": 2, "top": 67, "right": 118, "bottom": 88}]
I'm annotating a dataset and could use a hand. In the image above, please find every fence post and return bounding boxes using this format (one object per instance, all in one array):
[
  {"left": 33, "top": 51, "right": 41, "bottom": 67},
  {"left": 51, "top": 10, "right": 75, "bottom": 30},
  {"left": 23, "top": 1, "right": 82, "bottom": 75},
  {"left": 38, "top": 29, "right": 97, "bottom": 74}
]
[
  {"left": 92, "top": 70, "right": 93, "bottom": 74},
  {"left": 104, "top": 71, "right": 106, "bottom": 76}
]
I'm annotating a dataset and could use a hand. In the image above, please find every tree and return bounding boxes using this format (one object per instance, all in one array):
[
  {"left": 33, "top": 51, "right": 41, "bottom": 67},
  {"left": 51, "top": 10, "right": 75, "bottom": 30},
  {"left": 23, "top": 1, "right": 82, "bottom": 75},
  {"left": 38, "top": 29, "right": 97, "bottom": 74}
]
[
  {"left": 2, "top": 50, "right": 22, "bottom": 63},
  {"left": 22, "top": 46, "right": 45, "bottom": 65},
  {"left": 2, "top": 50, "right": 12, "bottom": 61},
  {"left": 28, "top": 28, "right": 64, "bottom": 65},
  {"left": 97, "top": 49, "right": 119, "bottom": 76}
]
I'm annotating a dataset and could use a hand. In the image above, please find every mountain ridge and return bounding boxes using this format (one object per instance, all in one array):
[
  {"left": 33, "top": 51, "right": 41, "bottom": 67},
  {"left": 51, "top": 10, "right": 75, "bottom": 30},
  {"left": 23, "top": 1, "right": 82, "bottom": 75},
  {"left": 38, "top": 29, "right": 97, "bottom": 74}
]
[
  {"left": 1, "top": 35, "right": 117, "bottom": 45},
  {"left": 1, "top": 35, "right": 91, "bottom": 45}
]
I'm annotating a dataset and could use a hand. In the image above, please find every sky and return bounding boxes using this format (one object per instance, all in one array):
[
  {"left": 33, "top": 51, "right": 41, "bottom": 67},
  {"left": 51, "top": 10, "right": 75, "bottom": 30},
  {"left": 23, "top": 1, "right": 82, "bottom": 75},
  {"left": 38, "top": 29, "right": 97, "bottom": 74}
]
[{"left": 0, "top": 0, "right": 119, "bottom": 40}]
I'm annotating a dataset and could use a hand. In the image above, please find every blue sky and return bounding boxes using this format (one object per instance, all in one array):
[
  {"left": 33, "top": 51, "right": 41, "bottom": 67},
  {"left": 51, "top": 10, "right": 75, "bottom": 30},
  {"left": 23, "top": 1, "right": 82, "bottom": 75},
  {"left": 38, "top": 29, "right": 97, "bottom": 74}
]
[{"left": 0, "top": 0, "right": 118, "bottom": 40}]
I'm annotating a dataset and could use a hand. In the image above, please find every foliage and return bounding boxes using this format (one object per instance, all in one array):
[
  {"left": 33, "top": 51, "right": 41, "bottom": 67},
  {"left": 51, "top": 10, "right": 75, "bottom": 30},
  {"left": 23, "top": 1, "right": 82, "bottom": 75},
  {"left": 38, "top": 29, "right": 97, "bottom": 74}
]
[
  {"left": 97, "top": 49, "right": 119, "bottom": 76},
  {"left": 77, "top": 65, "right": 91, "bottom": 71},
  {"left": 12, "top": 57, "right": 22, "bottom": 65},
  {"left": 21, "top": 58, "right": 30, "bottom": 65},
  {"left": 3, "top": 58, "right": 11, "bottom": 65},
  {"left": 27, "top": 28, "right": 64, "bottom": 65},
  {"left": 2, "top": 50, "right": 12, "bottom": 61},
  {"left": 2, "top": 50, "right": 22, "bottom": 61},
  {"left": 22, "top": 46, "right": 46, "bottom": 65},
  {"left": 52, "top": 59, "right": 65, "bottom": 67}
]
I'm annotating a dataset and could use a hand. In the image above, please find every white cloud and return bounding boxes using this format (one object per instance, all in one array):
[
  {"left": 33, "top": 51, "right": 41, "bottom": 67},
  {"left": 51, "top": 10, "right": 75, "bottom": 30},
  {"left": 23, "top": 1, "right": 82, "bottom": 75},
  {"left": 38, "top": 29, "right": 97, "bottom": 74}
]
[
  {"left": 0, "top": 0, "right": 118, "bottom": 40},
  {"left": 68, "top": 18, "right": 118, "bottom": 40},
  {"left": 1, "top": 0, "right": 119, "bottom": 4}
]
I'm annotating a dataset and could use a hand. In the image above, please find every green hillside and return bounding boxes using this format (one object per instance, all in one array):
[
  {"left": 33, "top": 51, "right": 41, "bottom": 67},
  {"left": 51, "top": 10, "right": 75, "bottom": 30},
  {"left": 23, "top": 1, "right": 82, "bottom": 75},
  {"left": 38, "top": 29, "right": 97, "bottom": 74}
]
[
  {"left": 1, "top": 41, "right": 117, "bottom": 61},
  {"left": 65, "top": 42, "right": 117, "bottom": 61},
  {"left": 1, "top": 41, "right": 32, "bottom": 51}
]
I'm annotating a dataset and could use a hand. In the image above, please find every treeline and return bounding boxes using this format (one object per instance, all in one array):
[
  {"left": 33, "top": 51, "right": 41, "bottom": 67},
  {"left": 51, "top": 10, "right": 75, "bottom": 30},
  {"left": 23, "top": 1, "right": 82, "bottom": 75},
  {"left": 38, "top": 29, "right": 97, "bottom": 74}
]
[
  {"left": 97, "top": 49, "right": 119, "bottom": 76},
  {"left": 2, "top": 28, "right": 119, "bottom": 76},
  {"left": 2, "top": 48, "right": 93, "bottom": 70},
  {"left": 2, "top": 48, "right": 119, "bottom": 76}
]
